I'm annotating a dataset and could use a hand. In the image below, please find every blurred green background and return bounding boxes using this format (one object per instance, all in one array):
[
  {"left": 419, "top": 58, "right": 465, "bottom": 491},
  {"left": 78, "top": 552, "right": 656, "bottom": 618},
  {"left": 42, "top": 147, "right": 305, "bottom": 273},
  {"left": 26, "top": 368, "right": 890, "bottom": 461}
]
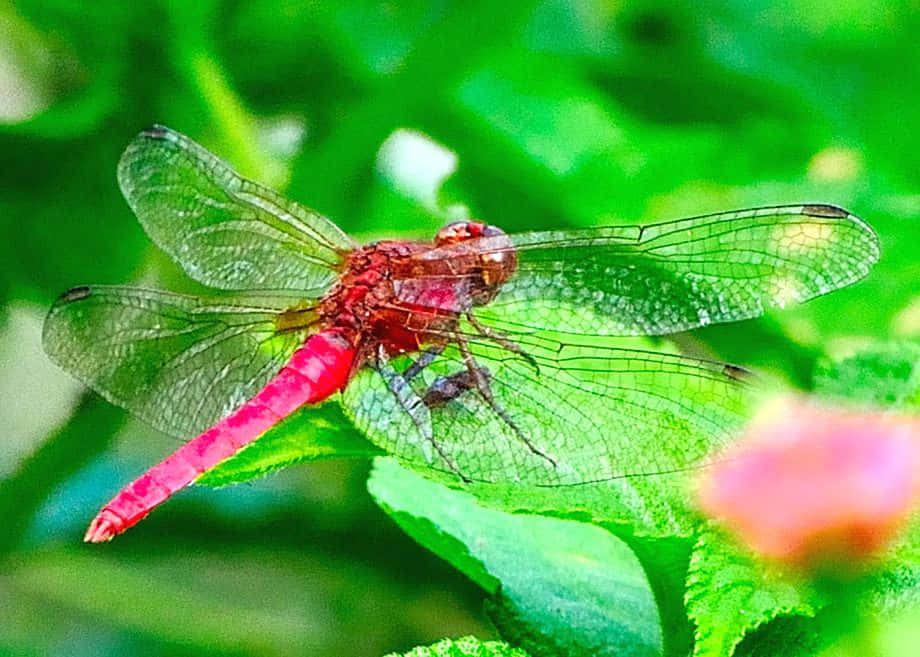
[{"left": 1, "top": 0, "right": 917, "bottom": 655}]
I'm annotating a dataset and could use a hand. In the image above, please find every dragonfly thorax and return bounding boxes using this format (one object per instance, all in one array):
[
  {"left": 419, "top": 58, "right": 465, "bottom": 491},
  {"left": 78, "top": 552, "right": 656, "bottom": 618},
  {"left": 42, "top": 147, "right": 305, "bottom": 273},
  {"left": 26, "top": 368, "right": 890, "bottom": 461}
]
[
  {"left": 318, "top": 222, "right": 518, "bottom": 357},
  {"left": 319, "top": 240, "right": 454, "bottom": 355}
]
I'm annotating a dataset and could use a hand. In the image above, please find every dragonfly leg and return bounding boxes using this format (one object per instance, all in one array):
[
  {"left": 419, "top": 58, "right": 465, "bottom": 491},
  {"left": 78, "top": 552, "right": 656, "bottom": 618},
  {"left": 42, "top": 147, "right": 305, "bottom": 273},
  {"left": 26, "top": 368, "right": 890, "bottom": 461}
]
[
  {"left": 465, "top": 312, "right": 540, "bottom": 375},
  {"left": 403, "top": 344, "right": 446, "bottom": 382},
  {"left": 453, "top": 333, "right": 557, "bottom": 469},
  {"left": 374, "top": 346, "right": 470, "bottom": 482}
]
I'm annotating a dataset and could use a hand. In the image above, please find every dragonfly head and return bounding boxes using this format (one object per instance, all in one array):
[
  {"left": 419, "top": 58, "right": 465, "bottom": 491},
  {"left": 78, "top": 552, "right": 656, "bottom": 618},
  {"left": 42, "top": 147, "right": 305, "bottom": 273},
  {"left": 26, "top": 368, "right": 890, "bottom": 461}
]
[
  {"left": 435, "top": 220, "right": 492, "bottom": 245},
  {"left": 435, "top": 221, "right": 517, "bottom": 305}
]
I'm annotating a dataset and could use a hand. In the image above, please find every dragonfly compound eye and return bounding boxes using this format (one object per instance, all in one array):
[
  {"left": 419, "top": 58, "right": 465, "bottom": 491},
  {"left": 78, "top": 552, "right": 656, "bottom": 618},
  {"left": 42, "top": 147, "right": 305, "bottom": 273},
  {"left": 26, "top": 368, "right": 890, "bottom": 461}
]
[
  {"left": 433, "top": 222, "right": 516, "bottom": 305},
  {"left": 473, "top": 224, "right": 517, "bottom": 303}
]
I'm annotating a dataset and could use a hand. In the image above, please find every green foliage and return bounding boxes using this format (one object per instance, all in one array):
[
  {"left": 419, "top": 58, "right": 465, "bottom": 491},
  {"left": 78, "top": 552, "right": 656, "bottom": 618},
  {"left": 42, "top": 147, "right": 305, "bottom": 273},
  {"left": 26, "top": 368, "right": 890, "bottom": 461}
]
[
  {"left": 686, "top": 517, "right": 920, "bottom": 657},
  {"left": 869, "top": 517, "right": 920, "bottom": 615},
  {"left": 814, "top": 341, "right": 920, "bottom": 409},
  {"left": 369, "top": 458, "right": 662, "bottom": 657},
  {"left": 383, "top": 636, "right": 531, "bottom": 657},
  {"left": 3, "top": 0, "right": 919, "bottom": 655},
  {"left": 685, "top": 527, "right": 820, "bottom": 657}
]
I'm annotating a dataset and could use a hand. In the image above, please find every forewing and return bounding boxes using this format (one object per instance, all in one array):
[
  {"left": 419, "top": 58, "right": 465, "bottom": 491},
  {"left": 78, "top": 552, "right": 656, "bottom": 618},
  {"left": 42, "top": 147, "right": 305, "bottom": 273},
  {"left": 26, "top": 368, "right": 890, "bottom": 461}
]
[
  {"left": 404, "top": 205, "right": 880, "bottom": 335},
  {"left": 342, "top": 327, "right": 751, "bottom": 486},
  {"left": 43, "top": 286, "right": 312, "bottom": 437},
  {"left": 117, "top": 126, "right": 354, "bottom": 291}
]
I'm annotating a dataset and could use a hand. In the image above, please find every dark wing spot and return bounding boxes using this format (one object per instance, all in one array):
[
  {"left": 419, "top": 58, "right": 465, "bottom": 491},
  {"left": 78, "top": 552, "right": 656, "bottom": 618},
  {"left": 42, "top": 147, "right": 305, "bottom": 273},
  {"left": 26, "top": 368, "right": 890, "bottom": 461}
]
[
  {"left": 722, "top": 363, "right": 754, "bottom": 383},
  {"left": 801, "top": 204, "right": 849, "bottom": 219},
  {"left": 59, "top": 286, "right": 92, "bottom": 303}
]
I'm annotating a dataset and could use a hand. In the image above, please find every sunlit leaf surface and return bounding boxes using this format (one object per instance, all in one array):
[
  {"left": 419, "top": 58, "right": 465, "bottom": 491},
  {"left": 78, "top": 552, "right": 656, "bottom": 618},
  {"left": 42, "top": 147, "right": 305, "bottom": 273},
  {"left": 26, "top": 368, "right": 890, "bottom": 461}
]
[{"left": 370, "top": 457, "right": 662, "bottom": 657}]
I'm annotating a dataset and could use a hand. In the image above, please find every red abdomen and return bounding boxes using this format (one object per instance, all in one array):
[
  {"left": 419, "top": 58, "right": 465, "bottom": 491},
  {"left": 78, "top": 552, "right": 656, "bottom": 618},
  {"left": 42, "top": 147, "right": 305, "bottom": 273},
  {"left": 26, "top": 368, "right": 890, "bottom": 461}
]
[{"left": 84, "top": 330, "right": 356, "bottom": 542}]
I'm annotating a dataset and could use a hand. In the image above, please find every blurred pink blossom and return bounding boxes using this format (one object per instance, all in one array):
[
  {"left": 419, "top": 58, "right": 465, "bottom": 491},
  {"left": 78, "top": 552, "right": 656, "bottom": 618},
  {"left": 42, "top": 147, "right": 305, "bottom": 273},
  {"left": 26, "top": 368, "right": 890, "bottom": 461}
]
[{"left": 698, "top": 398, "right": 920, "bottom": 567}]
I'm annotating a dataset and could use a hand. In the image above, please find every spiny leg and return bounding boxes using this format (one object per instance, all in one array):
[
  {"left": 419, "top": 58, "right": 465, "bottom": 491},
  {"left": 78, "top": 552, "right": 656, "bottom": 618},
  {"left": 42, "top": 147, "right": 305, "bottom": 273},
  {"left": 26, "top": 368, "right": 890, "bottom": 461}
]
[
  {"left": 374, "top": 346, "right": 469, "bottom": 481},
  {"left": 452, "top": 332, "right": 557, "bottom": 468},
  {"left": 465, "top": 312, "right": 540, "bottom": 374},
  {"left": 403, "top": 344, "right": 445, "bottom": 382}
]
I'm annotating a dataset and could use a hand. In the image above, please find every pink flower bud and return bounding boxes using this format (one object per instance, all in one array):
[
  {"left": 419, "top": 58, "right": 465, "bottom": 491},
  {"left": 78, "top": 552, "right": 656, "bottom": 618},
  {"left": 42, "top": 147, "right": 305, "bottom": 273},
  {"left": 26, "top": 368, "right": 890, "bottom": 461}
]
[{"left": 698, "top": 398, "right": 920, "bottom": 567}]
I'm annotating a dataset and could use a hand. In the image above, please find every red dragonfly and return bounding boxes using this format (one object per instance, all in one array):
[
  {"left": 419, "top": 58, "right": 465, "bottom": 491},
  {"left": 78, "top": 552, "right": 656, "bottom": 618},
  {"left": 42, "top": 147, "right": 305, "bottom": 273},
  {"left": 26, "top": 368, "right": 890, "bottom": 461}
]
[{"left": 43, "top": 126, "right": 880, "bottom": 542}]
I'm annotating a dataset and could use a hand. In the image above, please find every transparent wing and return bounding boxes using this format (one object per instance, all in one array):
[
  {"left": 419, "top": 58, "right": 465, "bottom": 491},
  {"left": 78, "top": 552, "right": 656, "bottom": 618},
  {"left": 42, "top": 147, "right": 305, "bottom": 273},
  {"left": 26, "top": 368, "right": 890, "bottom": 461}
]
[
  {"left": 402, "top": 204, "right": 880, "bottom": 336},
  {"left": 117, "top": 125, "right": 355, "bottom": 291},
  {"left": 343, "top": 326, "right": 752, "bottom": 485},
  {"left": 43, "top": 285, "right": 314, "bottom": 437}
]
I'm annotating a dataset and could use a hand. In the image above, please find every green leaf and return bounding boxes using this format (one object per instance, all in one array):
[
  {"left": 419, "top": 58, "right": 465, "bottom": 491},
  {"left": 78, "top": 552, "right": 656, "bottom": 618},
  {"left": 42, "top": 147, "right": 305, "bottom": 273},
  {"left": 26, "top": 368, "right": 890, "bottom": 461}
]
[
  {"left": 732, "top": 615, "right": 820, "bottom": 657},
  {"left": 447, "top": 471, "right": 700, "bottom": 538},
  {"left": 685, "top": 526, "right": 820, "bottom": 657},
  {"left": 383, "top": 636, "right": 532, "bottom": 657},
  {"left": 870, "top": 562, "right": 920, "bottom": 617},
  {"left": 369, "top": 457, "right": 662, "bottom": 657},
  {"left": 725, "top": 517, "right": 920, "bottom": 657},
  {"left": 869, "top": 514, "right": 920, "bottom": 614},
  {"left": 814, "top": 341, "right": 920, "bottom": 410},
  {"left": 197, "top": 402, "right": 381, "bottom": 487},
  {"left": 629, "top": 536, "right": 696, "bottom": 657},
  {"left": 344, "top": 328, "right": 754, "bottom": 539}
]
